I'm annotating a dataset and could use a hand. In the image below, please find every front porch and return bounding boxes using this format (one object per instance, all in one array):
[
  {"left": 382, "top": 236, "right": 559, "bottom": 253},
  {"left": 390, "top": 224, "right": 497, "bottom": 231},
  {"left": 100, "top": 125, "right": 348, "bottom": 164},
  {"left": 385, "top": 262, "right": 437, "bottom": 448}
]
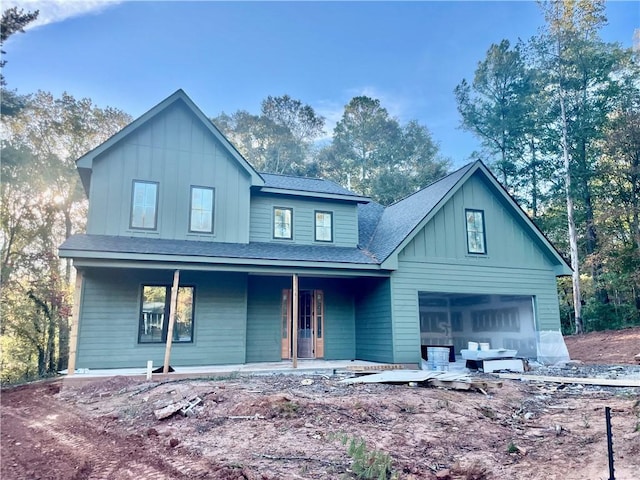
[{"left": 61, "top": 359, "right": 399, "bottom": 385}]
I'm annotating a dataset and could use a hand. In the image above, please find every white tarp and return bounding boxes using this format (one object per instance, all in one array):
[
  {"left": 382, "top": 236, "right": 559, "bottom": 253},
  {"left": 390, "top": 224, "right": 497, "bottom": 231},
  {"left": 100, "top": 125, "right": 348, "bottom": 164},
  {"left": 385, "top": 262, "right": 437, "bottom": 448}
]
[{"left": 536, "top": 330, "right": 571, "bottom": 365}]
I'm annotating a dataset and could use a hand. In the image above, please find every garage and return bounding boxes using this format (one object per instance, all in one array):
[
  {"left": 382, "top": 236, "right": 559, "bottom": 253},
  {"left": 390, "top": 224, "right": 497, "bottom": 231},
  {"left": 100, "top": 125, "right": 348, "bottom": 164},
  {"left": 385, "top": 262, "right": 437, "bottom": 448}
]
[{"left": 418, "top": 292, "right": 537, "bottom": 359}]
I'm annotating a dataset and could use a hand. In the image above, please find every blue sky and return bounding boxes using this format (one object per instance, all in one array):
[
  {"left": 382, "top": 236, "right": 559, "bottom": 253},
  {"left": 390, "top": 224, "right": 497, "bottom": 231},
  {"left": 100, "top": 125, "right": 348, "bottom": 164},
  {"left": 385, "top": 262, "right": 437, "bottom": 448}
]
[{"left": 4, "top": 1, "right": 639, "bottom": 166}]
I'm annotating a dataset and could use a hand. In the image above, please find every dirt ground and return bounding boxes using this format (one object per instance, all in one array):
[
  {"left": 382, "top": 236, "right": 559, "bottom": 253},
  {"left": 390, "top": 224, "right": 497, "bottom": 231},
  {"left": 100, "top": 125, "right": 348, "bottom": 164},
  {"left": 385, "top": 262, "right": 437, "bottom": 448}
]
[
  {"left": 564, "top": 326, "right": 640, "bottom": 364},
  {"left": 2, "top": 328, "right": 640, "bottom": 480}
]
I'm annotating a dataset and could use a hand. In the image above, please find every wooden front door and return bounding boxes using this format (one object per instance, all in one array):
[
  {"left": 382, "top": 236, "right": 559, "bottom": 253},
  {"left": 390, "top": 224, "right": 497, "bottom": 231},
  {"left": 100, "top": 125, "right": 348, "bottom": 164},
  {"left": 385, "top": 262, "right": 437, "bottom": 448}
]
[{"left": 281, "top": 289, "right": 324, "bottom": 359}]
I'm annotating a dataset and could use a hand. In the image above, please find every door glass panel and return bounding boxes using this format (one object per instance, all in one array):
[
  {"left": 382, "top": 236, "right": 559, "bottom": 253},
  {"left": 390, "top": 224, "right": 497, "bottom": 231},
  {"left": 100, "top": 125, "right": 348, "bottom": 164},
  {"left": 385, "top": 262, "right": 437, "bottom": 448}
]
[{"left": 297, "top": 291, "right": 313, "bottom": 358}]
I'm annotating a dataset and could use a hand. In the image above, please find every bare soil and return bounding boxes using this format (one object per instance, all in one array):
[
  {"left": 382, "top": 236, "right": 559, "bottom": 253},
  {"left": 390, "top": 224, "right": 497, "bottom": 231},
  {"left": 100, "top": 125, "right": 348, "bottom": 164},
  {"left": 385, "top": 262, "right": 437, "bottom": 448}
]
[
  {"left": 2, "top": 329, "right": 640, "bottom": 480},
  {"left": 564, "top": 326, "right": 640, "bottom": 364}
]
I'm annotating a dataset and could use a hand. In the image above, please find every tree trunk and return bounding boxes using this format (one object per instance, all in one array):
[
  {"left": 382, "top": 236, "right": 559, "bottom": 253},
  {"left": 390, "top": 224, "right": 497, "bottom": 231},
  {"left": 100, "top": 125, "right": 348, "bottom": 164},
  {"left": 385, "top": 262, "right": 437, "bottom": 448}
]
[
  {"left": 530, "top": 138, "right": 538, "bottom": 218},
  {"left": 577, "top": 139, "right": 609, "bottom": 305},
  {"left": 47, "top": 312, "right": 56, "bottom": 374},
  {"left": 559, "top": 90, "right": 583, "bottom": 334},
  {"left": 631, "top": 150, "right": 640, "bottom": 251}
]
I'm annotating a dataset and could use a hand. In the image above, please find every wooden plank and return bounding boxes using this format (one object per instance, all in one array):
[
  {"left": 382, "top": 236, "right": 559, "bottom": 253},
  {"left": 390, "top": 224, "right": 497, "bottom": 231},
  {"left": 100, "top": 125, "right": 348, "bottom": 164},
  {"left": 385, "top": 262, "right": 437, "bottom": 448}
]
[
  {"left": 292, "top": 273, "right": 298, "bottom": 369},
  {"left": 345, "top": 364, "right": 405, "bottom": 372},
  {"left": 498, "top": 373, "right": 640, "bottom": 387},
  {"left": 163, "top": 270, "right": 180, "bottom": 374},
  {"left": 341, "top": 370, "right": 472, "bottom": 384},
  {"left": 67, "top": 269, "right": 84, "bottom": 375},
  {"left": 428, "top": 379, "right": 473, "bottom": 390}
]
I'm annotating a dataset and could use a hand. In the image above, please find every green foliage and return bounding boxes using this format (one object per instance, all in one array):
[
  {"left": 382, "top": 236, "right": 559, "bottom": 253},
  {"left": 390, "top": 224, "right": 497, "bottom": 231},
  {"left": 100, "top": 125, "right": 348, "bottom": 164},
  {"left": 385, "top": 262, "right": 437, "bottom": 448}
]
[
  {"left": 326, "top": 96, "right": 449, "bottom": 204},
  {"left": 0, "top": 91, "right": 131, "bottom": 382},
  {"left": 0, "top": 7, "right": 39, "bottom": 86},
  {"left": 217, "top": 93, "right": 448, "bottom": 205},
  {"left": 213, "top": 95, "right": 325, "bottom": 175},
  {"left": 331, "top": 433, "right": 396, "bottom": 480},
  {"left": 507, "top": 441, "right": 518, "bottom": 454}
]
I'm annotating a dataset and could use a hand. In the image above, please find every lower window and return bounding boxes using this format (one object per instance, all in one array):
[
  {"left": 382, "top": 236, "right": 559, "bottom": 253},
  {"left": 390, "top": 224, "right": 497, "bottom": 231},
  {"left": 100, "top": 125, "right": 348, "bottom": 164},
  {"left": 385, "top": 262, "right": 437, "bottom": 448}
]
[{"left": 139, "top": 285, "right": 194, "bottom": 343}]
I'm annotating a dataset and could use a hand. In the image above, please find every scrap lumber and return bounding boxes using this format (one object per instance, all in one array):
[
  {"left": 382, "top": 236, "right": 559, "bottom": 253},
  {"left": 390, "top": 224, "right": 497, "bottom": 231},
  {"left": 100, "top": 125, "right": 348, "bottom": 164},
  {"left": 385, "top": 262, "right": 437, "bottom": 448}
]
[
  {"left": 154, "top": 401, "right": 188, "bottom": 420},
  {"left": 345, "top": 364, "right": 405, "bottom": 373},
  {"left": 180, "top": 396, "right": 202, "bottom": 416},
  {"left": 498, "top": 373, "right": 640, "bottom": 388},
  {"left": 341, "top": 369, "right": 501, "bottom": 391},
  {"left": 154, "top": 395, "right": 202, "bottom": 420}
]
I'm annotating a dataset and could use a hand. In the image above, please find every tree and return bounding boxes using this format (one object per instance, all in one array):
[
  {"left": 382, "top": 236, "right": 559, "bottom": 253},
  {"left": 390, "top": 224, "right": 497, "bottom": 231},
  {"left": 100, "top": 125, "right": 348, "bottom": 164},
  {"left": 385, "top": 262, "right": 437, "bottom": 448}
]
[
  {"left": 1, "top": 7, "right": 39, "bottom": 86},
  {"left": 455, "top": 40, "right": 529, "bottom": 187},
  {"left": 1, "top": 91, "right": 131, "bottom": 379},
  {"left": 537, "top": 0, "right": 612, "bottom": 333},
  {"left": 327, "top": 96, "right": 448, "bottom": 204},
  {"left": 371, "top": 120, "right": 449, "bottom": 205},
  {"left": 1, "top": 7, "right": 38, "bottom": 116},
  {"left": 330, "top": 96, "right": 401, "bottom": 196},
  {"left": 213, "top": 95, "right": 325, "bottom": 175}
]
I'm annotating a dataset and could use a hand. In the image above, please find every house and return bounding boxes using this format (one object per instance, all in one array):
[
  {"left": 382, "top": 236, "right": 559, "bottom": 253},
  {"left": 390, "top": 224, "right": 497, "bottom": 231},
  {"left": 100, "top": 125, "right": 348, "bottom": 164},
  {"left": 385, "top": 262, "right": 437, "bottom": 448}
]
[{"left": 59, "top": 90, "right": 572, "bottom": 373}]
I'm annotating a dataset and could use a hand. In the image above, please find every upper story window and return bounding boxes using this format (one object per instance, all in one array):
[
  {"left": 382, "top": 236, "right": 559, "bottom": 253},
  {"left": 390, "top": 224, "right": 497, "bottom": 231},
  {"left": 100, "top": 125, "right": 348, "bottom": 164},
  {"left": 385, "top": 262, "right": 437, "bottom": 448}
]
[
  {"left": 190, "top": 186, "right": 214, "bottom": 233},
  {"left": 315, "top": 211, "right": 333, "bottom": 242},
  {"left": 131, "top": 180, "right": 158, "bottom": 230},
  {"left": 138, "top": 285, "right": 194, "bottom": 344},
  {"left": 465, "top": 209, "right": 486, "bottom": 254},
  {"left": 273, "top": 207, "right": 293, "bottom": 239}
]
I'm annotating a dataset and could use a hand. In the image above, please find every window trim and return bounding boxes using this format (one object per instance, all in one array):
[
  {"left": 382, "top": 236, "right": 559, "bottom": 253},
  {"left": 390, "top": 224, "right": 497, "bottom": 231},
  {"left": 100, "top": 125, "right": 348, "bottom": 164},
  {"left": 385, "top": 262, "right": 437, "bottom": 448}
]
[
  {"left": 138, "top": 284, "right": 195, "bottom": 344},
  {"left": 314, "top": 210, "right": 333, "bottom": 243},
  {"left": 130, "top": 180, "right": 159, "bottom": 230},
  {"left": 273, "top": 206, "right": 293, "bottom": 240},
  {"left": 465, "top": 208, "right": 487, "bottom": 255},
  {"left": 189, "top": 185, "right": 215, "bottom": 234}
]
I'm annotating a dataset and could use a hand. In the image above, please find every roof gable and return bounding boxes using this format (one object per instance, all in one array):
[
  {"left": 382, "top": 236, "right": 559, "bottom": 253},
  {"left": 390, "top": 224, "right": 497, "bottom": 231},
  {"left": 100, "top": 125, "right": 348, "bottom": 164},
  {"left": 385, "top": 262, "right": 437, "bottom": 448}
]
[
  {"left": 364, "top": 163, "right": 473, "bottom": 261},
  {"left": 363, "top": 160, "right": 571, "bottom": 274},
  {"left": 76, "top": 89, "right": 264, "bottom": 194}
]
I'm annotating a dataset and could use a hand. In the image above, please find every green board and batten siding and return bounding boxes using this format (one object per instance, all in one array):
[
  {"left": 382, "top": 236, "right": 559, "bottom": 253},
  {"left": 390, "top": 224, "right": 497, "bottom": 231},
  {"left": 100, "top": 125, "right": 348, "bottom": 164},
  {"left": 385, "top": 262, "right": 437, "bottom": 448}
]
[
  {"left": 250, "top": 194, "right": 359, "bottom": 247},
  {"left": 246, "top": 276, "right": 290, "bottom": 363},
  {"left": 246, "top": 276, "right": 357, "bottom": 362},
  {"left": 307, "top": 278, "right": 356, "bottom": 360},
  {"left": 86, "top": 101, "right": 252, "bottom": 243},
  {"left": 390, "top": 173, "right": 564, "bottom": 364},
  {"left": 355, "top": 277, "right": 394, "bottom": 363},
  {"left": 76, "top": 268, "right": 248, "bottom": 369}
]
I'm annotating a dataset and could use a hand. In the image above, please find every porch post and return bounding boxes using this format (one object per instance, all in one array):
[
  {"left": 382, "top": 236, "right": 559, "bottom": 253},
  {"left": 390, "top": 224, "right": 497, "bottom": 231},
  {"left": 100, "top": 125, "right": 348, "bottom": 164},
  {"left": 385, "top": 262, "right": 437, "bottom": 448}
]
[
  {"left": 67, "top": 268, "right": 83, "bottom": 376},
  {"left": 292, "top": 273, "right": 299, "bottom": 368},
  {"left": 163, "top": 270, "right": 180, "bottom": 374}
]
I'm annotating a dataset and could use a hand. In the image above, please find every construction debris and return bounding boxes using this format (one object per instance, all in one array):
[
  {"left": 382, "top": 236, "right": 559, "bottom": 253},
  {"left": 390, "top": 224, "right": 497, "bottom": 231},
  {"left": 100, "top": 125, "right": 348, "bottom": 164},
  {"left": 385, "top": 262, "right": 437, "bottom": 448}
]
[
  {"left": 340, "top": 369, "right": 502, "bottom": 392},
  {"left": 154, "top": 395, "right": 202, "bottom": 420},
  {"left": 497, "top": 373, "right": 640, "bottom": 387},
  {"left": 180, "top": 396, "right": 202, "bottom": 416},
  {"left": 344, "top": 364, "right": 406, "bottom": 372}
]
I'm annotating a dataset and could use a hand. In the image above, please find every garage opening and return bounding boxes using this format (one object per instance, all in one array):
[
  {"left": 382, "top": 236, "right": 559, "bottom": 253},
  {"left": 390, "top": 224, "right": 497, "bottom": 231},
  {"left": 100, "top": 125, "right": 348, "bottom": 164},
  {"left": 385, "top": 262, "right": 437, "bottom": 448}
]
[{"left": 418, "top": 293, "right": 537, "bottom": 358}]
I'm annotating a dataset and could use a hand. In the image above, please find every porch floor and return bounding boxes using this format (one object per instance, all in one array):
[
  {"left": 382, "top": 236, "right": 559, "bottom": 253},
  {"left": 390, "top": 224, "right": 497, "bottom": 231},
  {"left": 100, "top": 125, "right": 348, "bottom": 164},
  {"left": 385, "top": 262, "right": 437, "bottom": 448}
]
[
  {"left": 61, "top": 357, "right": 477, "bottom": 387},
  {"left": 61, "top": 359, "right": 402, "bottom": 382}
]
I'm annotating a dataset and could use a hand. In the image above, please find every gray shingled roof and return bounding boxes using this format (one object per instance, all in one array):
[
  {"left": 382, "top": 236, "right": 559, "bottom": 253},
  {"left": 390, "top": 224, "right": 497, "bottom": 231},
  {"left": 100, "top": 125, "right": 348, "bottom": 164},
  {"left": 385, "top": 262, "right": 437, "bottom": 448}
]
[
  {"left": 364, "top": 163, "right": 475, "bottom": 262},
  {"left": 60, "top": 163, "right": 481, "bottom": 269},
  {"left": 260, "top": 173, "right": 367, "bottom": 200},
  {"left": 59, "top": 234, "right": 378, "bottom": 265},
  {"left": 357, "top": 202, "right": 384, "bottom": 249}
]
